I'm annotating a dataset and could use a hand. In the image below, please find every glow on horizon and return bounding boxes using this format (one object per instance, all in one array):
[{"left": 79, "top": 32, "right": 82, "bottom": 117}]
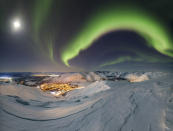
[{"left": 0, "top": 76, "right": 13, "bottom": 82}]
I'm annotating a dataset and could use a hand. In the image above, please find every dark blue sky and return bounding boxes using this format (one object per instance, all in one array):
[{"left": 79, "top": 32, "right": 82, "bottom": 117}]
[{"left": 0, "top": 0, "right": 173, "bottom": 72}]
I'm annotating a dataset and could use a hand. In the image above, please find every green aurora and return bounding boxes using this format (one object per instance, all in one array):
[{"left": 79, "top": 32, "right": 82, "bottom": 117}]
[
  {"left": 100, "top": 55, "right": 173, "bottom": 67},
  {"left": 32, "top": 0, "right": 55, "bottom": 61},
  {"left": 61, "top": 6, "right": 173, "bottom": 66},
  {"left": 100, "top": 47, "right": 173, "bottom": 67},
  {"left": 100, "top": 56, "right": 142, "bottom": 67},
  {"left": 33, "top": 0, "right": 53, "bottom": 40}
]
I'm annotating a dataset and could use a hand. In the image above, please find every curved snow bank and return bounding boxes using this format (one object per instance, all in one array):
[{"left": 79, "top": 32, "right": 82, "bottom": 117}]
[
  {"left": 0, "top": 84, "right": 101, "bottom": 120},
  {"left": 0, "top": 84, "right": 45, "bottom": 100},
  {"left": 0, "top": 81, "right": 110, "bottom": 121}
]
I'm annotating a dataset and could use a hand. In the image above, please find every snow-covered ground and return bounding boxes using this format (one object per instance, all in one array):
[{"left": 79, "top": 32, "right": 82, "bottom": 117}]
[{"left": 0, "top": 71, "right": 173, "bottom": 131}]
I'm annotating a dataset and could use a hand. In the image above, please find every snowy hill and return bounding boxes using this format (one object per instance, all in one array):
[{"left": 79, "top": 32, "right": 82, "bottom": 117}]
[{"left": 0, "top": 71, "right": 173, "bottom": 131}]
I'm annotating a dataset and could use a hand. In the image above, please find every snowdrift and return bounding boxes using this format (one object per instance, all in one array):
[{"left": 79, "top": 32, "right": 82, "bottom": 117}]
[{"left": 0, "top": 71, "right": 172, "bottom": 131}]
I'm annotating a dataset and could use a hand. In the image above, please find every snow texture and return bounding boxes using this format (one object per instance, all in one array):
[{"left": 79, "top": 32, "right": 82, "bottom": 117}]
[{"left": 0, "top": 71, "right": 173, "bottom": 131}]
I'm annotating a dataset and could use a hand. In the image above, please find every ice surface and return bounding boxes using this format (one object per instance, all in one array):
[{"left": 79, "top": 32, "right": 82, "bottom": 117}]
[{"left": 0, "top": 71, "right": 173, "bottom": 131}]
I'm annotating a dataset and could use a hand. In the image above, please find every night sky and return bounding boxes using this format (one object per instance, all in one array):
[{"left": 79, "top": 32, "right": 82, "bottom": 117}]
[{"left": 0, "top": 0, "right": 173, "bottom": 72}]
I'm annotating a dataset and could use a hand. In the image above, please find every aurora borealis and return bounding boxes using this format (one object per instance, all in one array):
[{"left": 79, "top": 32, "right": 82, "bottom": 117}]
[
  {"left": 0, "top": 0, "right": 173, "bottom": 71},
  {"left": 61, "top": 6, "right": 173, "bottom": 66},
  {"left": 32, "top": 0, "right": 55, "bottom": 61}
]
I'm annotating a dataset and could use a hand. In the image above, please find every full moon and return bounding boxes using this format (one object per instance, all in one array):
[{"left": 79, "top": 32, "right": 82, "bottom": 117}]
[{"left": 12, "top": 19, "right": 22, "bottom": 31}]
